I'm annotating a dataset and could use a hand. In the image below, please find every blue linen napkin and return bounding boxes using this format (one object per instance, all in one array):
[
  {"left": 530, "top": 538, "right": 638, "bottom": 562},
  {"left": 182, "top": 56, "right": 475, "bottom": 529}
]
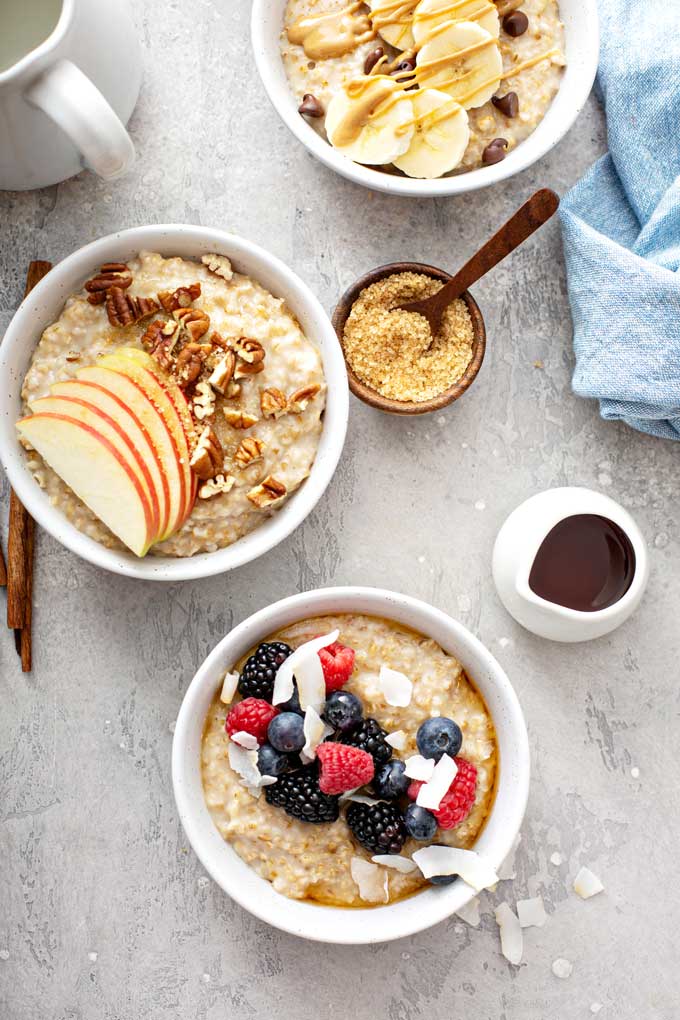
[{"left": 559, "top": 0, "right": 680, "bottom": 440}]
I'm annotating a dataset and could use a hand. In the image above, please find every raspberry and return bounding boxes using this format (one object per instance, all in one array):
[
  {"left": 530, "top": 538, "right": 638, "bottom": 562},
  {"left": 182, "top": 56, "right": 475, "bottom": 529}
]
[
  {"left": 318, "top": 641, "right": 356, "bottom": 692},
  {"left": 407, "top": 757, "right": 477, "bottom": 830},
  {"left": 316, "top": 742, "right": 375, "bottom": 795},
  {"left": 225, "top": 698, "right": 279, "bottom": 744}
]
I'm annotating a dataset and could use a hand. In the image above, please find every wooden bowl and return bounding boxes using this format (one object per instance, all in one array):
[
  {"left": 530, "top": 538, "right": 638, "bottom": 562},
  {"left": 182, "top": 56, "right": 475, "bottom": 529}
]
[{"left": 331, "top": 261, "right": 486, "bottom": 416}]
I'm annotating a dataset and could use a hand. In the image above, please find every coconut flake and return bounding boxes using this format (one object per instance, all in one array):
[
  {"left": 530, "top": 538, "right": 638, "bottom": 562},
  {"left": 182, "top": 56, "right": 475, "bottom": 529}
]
[
  {"left": 227, "top": 742, "right": 274, "bottom": 792},
  {"left": 517, "top": 895, "right": 547, "bottom": 928},
  {"left": 301, "top": 706, "right": 332, "bottom": 761},
  {"left": 272, "top": 630, "right": 339, "bottom": 711},
  {"left": 550, "top": 851, "right": 563, "bottom": 867},
  {"left": 574, "top": 866, "right": 604, "bottom": 899},
  {"left": 590, "top": 1003, "right": 604, "bottom": 1014},
  {"left": 385, "top": 730, "right": 407, "bottom": 751},
  {"left": 404, "top": 755, "right": 435, "bottom": 781},
  {"left": 552, "top": 958, "right": 573, "bottom": 979},
  {"left": 455, "top": 898, "right": 481, "bottom": 927},
  {"left": 378, "top": 665, "right": 413, "bottom": 707},
  {"left": 495, "top": 903, "right": 523, "bottom": 965},
  {"left": 371, "top": 854, "right": 417, "bottom": 874},
  {"left": 350, "top": 858, "right": 389, "bottom": 903},
  {"left": 340, "top": 791, "right": 385, "bottom": 806},
  {"left": 230, "top": 731, "right": 259, "bottom": 751},
  {"left": 412, "top": 846, "right": 499, "bottom": 891},
  {"left": 220, "top": 671, "right": 239, "bottom": 704},
  {"left": 416, "top": 754, "right": 457, "bottom": 811},
  {"left": 497, "top": 832, "right": 522, "bottom": 880}
]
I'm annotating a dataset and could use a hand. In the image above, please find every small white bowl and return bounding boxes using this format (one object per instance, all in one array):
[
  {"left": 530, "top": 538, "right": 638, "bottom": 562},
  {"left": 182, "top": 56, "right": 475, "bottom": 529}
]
[
  {"left": 251, "top": 0, "right": 599, "bottom": 198},
  {"left": 0, "top": 224, "right": 348, "bottom": 581},
  {"left": 172, "top": 586, "right": 530, "bottom": 944}
]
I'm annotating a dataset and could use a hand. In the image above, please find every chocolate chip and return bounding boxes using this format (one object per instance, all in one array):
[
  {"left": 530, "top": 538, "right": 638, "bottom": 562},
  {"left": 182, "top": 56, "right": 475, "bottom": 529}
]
[
  {"left": 298, "top": 94, "right": 324, "bottom": 118},
  {"left": 364, "top": 46, "right": 384, "bottom": 75},
  {"left": 492, "top": 91, "right": 519, "bottom": 118},
  {"left": 503, "top": 10, "right": 529, "bottom": 36},
  {"left": 392, "top": 58, "right": 416, "bottom": 76},
  {"left": 482, "top": 138, "right": 509, "bottom": 165}
]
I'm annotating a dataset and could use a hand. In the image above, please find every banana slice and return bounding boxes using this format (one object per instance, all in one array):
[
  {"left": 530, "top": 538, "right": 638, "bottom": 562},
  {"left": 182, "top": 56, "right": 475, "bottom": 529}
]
[
  {"left": 416, "top": 21, "right": 502, "bottom": 109},
  {"left": 393, "top": 88, "right": 469, "bottom": 178},
  {"left": 325, "top": 77, "right": 415, "bottom": 165},
  {"left": 369, "top": 0, "right": 416, "bottom": 51},
  {"left": 412, "top": 0, "right": 499, "bottom": 45}
]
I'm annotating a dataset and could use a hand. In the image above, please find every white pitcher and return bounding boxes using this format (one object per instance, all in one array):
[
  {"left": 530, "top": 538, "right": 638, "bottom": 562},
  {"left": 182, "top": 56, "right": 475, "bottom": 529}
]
[{"left": 0, "top": 0, "right": 141, "bottom": 190}]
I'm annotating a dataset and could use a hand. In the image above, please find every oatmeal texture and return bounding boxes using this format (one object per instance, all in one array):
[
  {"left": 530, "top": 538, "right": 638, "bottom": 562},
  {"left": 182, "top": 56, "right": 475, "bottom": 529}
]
[
  {"left": 20, "top": 251, "right": 326, "bottom": 557},
  {"left": 201, "top": 614, "right": 498, "bottom": 907},
  {"left": 342, "top": 272, "right": 474, "bottom": 401},
  {"left": 280, "top": 0, "right": 565, "bottom": 177}
]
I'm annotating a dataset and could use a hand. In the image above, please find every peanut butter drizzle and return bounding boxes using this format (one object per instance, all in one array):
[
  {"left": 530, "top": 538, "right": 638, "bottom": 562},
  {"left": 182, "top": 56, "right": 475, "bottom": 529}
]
[
  {"left": 412, "top": 0, "right": 494, "bottom": 24},
  {"left": 332, "top": 77, "right": 399, "bottom": 145},
  {"left": 287, "top": 2, "right": 374, "bottom": 60}
]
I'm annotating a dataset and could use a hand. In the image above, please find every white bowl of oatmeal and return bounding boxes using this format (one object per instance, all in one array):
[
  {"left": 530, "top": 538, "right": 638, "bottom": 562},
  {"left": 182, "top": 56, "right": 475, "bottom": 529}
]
[
  {"left": 0, "top": 225, "right": 348, "bottom": 581},
  {"left": 252, "top": 0, "right": 598, "bottom": 195},
  {"left": 172, "top": 587, "right": 529, "bottom": 943}
]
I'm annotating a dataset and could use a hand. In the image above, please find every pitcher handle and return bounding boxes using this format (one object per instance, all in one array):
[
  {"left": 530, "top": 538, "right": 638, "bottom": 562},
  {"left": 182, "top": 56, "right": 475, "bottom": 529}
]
[{"left": 25, "top": 59, "right": 135, "bottom": 181}]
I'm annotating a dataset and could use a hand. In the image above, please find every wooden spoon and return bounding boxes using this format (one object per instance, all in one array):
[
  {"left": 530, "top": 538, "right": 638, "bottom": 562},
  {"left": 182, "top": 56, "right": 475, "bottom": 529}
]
[{"left": 398, "top": 188, "right": 560, "bottom": 334}]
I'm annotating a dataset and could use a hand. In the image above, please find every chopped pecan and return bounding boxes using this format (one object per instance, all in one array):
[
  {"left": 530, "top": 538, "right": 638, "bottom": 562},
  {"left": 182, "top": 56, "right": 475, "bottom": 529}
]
[
  {"left": 106, "top": 288, "right": 159, "bottom": 327},
  {"left": 190, "top": 425, "right": 223, "bottom": 480},
  {"left": 234, "top": 337, "right": 265, "bottom": 365},
  {"left": 234, "top": 359, "right": 265, "bottom": 382},
  {"left": 260, "top": 387, "right": 288, "bottom": 419},
  {"left": 234, "top": 436, "right": 265, "bottom": 468},
  {"left": 174, "top": 307, "right": 211, "bottom": 342},
  {"left": 158, "top": 283, "right": 201, "bottom": 312},
  {"left": 288, "top": 383, "right": 321, "bottom": 413},
  {"left": 176, "top": 343, "right": 212, "bottom": 389},
  {"left": 225, "top": 381, "right": 241, "bottom": 399},
  {"left": 209, "top": 331, "right": 230, "bottom": 350},
  {"left": 84, "top": 263, "right": 132, "bottom": 304},
  {"left": 141, "top": 319, "right": 166, "bottom": 350},
  {"left": 193, "top": 381, "right": 216, "bottom": 421},
  {"left": 199, "top": 473, "right": 236, "bottom": 499},
  {"left": 224, "top": 409, "right": 259, "bottom": 430},
  {"left": 208, "top": 351, "right": 236, "bottom": 395},
  {"left": 247, "top": 475, "right": 287, "bottom": 508},
  {"left": 201, "top": 253, "right": 233, "bottom": 281}
]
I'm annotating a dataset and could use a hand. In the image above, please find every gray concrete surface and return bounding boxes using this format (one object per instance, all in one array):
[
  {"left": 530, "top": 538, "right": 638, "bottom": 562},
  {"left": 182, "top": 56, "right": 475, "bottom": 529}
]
[{"left": 1, "top": 3, "right": 678, "bottom": 1018}]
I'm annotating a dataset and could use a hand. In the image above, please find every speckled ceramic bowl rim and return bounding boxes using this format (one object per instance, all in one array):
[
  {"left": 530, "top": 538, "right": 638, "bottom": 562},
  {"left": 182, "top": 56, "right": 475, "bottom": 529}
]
[
  {"left": 0, "top": 224, "right": 349, "bottom": 581},
  {"left": 172, "top": 586, "right": 530, "bottom": 944},
  {"left": 251, "top": 0, "right": 599, "bottom": 197}
]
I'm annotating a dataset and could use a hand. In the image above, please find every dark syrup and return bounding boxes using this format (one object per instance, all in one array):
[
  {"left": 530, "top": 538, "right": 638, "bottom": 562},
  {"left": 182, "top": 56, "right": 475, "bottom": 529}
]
[{"left": 528, "top": 514, "right": 636, "bottom": 613}]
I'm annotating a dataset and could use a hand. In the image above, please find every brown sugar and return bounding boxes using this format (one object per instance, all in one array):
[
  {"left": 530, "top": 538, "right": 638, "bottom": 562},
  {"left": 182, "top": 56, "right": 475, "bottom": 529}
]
[{"left": 341, "top": 272, "right": 475, "bottom": 403}]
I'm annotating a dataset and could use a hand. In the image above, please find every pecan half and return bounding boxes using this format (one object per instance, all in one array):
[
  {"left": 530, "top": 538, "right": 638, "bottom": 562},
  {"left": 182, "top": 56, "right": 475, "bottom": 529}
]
[
  {"left": 158, "top": 283, "right": 201, "bottom": 312},
  {"left": 190, "top": 425, "right": 223, "bottom": 480},
  {"left": 234, "top": 437, "right": 265, "bottom": 468},
  {"left": 106, "top": 288, "right": 159, "bottom": 327},
  {"left": 176, "top": 343, "right": 212, "bottom": 389},
  {"left": 234, "top": 337, "right": 265, "bottom": 364},
  {"left": 288, "top": 383, "right": 321, "bottom": 413},
  {"left": 84, "top": 263, "right": 132, "bottom": 305},
  {"left": 201, "top": 253, "right": 233, "bottom": 281},
  {"left": 224, "top": 409, "right": 259, "bottom": 430},
  {"left": 260, "top": 387, "right": 288, "bottom": 419},
  {"left": 193, "top": 381, "right": 216, "bottom": 421},
  {"left": 208, "top": 351, "right": 236, "bottom": 395},
  {"left": 247, "top": 475, "right": 287, "bottom": 508},
  {"left": 234, "top": 360, "right": 265, "bottom": 382},
  {"left": 173, "top": 307, "right": 210, "bottom": 341},
  {"left": 199, "top": 473, "right": 235, "bottom": 499}
]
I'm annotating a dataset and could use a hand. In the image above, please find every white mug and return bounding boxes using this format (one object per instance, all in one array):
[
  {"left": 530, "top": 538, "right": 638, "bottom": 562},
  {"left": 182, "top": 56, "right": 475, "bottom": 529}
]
[{"left": 0, "top": 0, "right": 141, "bottom": 190}]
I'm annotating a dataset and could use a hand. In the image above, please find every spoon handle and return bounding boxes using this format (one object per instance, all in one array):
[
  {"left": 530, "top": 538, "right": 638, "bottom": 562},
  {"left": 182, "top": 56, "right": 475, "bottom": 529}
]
[{"left": 444, "top": 188, "right": 560, "bottom": 300}]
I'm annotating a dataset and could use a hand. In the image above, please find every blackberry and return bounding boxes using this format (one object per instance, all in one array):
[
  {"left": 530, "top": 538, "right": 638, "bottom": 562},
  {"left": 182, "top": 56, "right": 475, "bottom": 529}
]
[
  {"left": 346, "top": 801, "right": 408, "bottom": 855},
  {"left": 265, "top": 766, "right": 339, "bottom": 824},
  {"left": 342, "top": 718, "right": 392, "bottom": 766},
  {"left": 238, "top": 641, "right": 293, "bottom": 701}
]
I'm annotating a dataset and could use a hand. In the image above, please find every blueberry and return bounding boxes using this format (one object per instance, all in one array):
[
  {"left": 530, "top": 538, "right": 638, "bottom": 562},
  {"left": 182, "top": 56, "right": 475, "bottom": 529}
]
[
  {"left": 371, "top": 760, "right": 410, "bottom": 800},
  {"left": 323, "top": 690, "right": 363, "bottom": 733},
  {"left": 278, "top": 683, "right": 302, "bottom": 715},
  {"left": 416, "top": 717, "right": 462, "bottom": 761},
  {"left": 268, "top": 712, "right": 305, "bottom": 753},
  {"left": 404, "top": 803, "right": 437, "bottom": 841},
  {"left": 257, "top": 743, "right": 290, "bottom": 777}
]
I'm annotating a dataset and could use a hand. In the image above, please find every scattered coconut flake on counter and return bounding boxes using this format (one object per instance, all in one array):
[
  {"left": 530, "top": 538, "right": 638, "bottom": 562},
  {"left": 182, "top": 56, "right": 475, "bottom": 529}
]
[
  {"left": 552, "top": 958, "right": 573, "bottom": 979},
  {"left": 372, "top": 854, "right": 418, "bottom": 874},
  {"left": 272, "top": 630, "right": 339, "bottom": 711},
  {"left": 495, "top": 903, "right": 523, "bottom": 965},
  {"left": 416, "top": 754, "right": 457, "bottom": 811},
  {"left": 301, "top": 706, "right": 332, "bottom": 762},
  {"left": 385, "top": 730, "right": 407, "bottom": 751},
  {"left": 456, "top": 898, "right": 481, "bottom": 927},
  {"left": 550, "top": 851, "right": 563, "bottom": 867},
  {"left": 351, "top": 858, "right": 389, "bottom": 903},
  {"left": 231, "top": 730, "right": 259, "bottom": 751},
  {"left": 378, "top": 665, "right": 413, "bottom": 707},
  {"left": 413, "top": 846, "right": 499, "bottom": 891},
  {"left": 404, "top": 754, "right": 435, "bottom": 781},
  {"left": 220, "top": 671, "right": 239, "bottom": 704},
  {"left": 227, "top": 742, "right": 276, "bottom": 793},
  {"left": 497, "top": 832, "right": 522, "bottom": 880},
  {"left": 574, "top": 866, "right": 604, "bottom": 899},
  {"left": 517, "top": 895, "right": 547, "bottom": 928},
  {"left": 590, "top": 1003, "right": 604, "bottom": 1014},
  {"left": 631, "top": 766, "right": 640, "bottom": 778}
]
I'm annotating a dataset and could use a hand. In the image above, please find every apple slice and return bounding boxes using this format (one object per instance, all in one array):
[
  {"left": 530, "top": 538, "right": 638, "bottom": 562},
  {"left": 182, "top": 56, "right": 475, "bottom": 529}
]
[
  {"left": 28, "top": 394, "right": 161, "bottom": 540},
  {"left": 17, "top": 413, "right": 156, "bottom": 557},
  {"left": 48, "top": 380, "right": 171, "bottom": 539}
]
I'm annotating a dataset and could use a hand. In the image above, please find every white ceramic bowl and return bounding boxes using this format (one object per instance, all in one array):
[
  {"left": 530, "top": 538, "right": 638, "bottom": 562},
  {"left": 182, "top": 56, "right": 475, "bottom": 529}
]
[
  {"left": 251, "top": 0, "right": 599, "bottom": 198},
  {"left": 172, "top": 586, "right": 530, "bottom": 944},
  {"left": 0, "top": 225, "right": 349, "bottom": 581}
]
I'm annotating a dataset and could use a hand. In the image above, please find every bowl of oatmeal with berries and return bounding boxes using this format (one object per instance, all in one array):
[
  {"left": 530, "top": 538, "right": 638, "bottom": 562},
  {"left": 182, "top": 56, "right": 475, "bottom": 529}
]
[
  {"left": 0, "top": 225, "right": 348, "bottom": 580},
  {"left": 252, "top": 0, "right": 598, "bottom": 195},
  {"left": 173, "top": 587, "right": 529, "bottom": 942}
]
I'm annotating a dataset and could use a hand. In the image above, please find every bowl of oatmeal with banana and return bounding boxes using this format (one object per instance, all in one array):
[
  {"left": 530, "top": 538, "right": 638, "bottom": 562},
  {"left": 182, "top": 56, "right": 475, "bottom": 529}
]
[
  {"left": 0, "top": 225, "right": 348, "bottom": 580},
  {"left": 252, "top": 0, "right": 598, "bottom": 195},
  {"left": 172, "top": 587, "right": 529, "bottom": 943}
]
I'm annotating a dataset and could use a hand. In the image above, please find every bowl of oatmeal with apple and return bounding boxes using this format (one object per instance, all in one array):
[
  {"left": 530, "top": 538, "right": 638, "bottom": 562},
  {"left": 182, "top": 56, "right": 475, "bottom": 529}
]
[
  {"left": 172, "top": 587, "right": 529, "bottom": 943},
  {"left": 0, "top": 225, "right": 348, "bottom": 580},
  {"left": 252, "top": 0, "right": 598, "bottom": 195}
]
